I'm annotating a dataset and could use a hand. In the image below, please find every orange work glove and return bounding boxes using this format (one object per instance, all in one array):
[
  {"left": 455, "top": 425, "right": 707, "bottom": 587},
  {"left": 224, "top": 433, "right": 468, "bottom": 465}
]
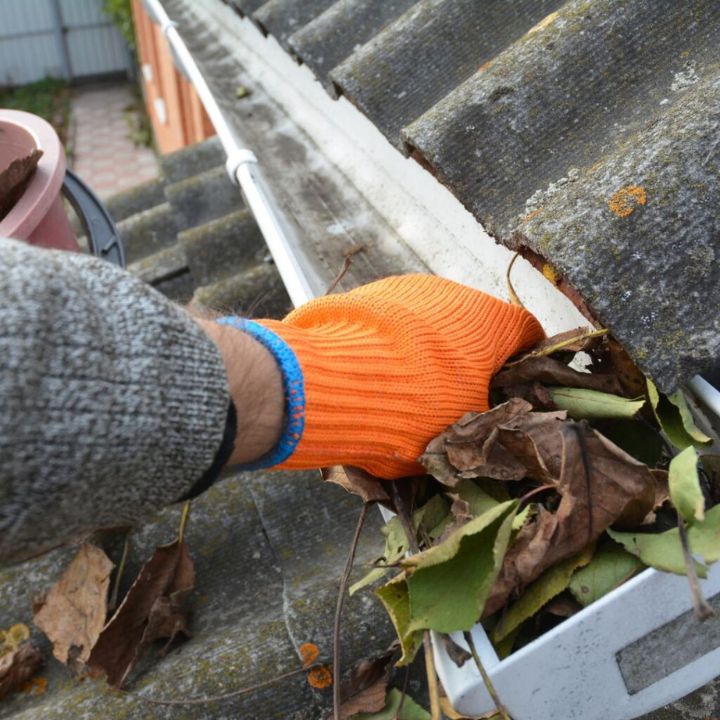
[{"left": 220, "top": 274, "right": 544, "bottom": 479}]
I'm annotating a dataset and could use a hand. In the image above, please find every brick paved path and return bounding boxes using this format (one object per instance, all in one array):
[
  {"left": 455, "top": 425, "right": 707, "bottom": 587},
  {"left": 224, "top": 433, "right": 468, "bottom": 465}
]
[{"left": 71, "top": 83, "right": 159, "bottom": 198}]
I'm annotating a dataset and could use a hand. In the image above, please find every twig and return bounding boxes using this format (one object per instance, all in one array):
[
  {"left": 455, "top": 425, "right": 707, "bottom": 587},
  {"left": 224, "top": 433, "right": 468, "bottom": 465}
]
[
  {"left": 423, "top": 633, "right": 442, "bottom": 720},
  {"left": 518, "top": 483, "right": 556, "bottom": 508},
  {"left": 334, "top": 503, "right": 370, "bottom": 720},
  {"left": 108, "top": 529, "right": 132, "bottom": 612},
  {"left": 463, "top": 631, "right": 512, "bottom": 720},
  {"left": 677, "top": 516, "right": 715, "bottom": 621},
  {"left": 178, "top": 500, "right": 191, "bottom": 544},
  {"left": 388, "top": 484, "right": 419, "bottom": 554},
  {"left": 395, "top": 665, "right": 410, "bottom": 718},
  {"left": 388, "top": 485, "right": 441, "bottom": 719},
  {"left": 325, "top": 257, "right": 352, "bottom": 295},
  {"left": 505, "top": 253, "right": 524, "bottom": 309},
  {"left": 503, "top": 328, "right": 608, "bottom": 368},
  {"left": 143, "top": 662, "right": 324, "bottom": 705}
]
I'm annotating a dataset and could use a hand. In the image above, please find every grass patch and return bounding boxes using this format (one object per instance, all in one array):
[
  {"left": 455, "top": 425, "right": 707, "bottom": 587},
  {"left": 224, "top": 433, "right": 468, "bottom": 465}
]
[{"left": 0, "top": 77, "right": 71, "bottom": 147}]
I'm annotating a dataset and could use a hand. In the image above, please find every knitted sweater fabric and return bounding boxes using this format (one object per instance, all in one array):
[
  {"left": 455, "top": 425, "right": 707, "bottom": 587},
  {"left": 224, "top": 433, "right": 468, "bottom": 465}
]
[{"left": 0, "top": 238, "right": 230, "bottom": 565}]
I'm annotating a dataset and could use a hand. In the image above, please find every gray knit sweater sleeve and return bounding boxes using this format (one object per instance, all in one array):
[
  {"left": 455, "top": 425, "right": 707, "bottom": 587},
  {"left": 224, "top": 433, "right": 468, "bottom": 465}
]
[{"left": 0, "top": 238, "right": 231, "bottom": 565}]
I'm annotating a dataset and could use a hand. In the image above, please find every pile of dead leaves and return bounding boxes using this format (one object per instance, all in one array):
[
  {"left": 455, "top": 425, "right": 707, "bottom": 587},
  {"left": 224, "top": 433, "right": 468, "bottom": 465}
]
[
  {"left": 337, "top": 326, "right": 719, "bottom": 717},
  {"left": 31, "top": 536, "right": 194, "bottom": 690}
]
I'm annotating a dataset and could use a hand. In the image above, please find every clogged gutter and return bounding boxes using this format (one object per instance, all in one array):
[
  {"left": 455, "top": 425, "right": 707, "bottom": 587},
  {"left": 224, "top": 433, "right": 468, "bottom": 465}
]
[{"left": 337, "top": 325, "right": 719, "bottom": 718}]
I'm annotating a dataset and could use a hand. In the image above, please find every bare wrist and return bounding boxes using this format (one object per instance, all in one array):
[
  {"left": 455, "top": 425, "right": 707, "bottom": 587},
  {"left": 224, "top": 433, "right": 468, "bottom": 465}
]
[{"left": 195, "top": 318, "right": 285, "bottom": 466}]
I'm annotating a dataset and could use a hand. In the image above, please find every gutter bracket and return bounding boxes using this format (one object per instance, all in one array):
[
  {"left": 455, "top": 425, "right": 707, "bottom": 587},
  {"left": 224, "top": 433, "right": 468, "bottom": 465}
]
[{"left": 225, "top": 149, "right": 258, "bottom": 185}]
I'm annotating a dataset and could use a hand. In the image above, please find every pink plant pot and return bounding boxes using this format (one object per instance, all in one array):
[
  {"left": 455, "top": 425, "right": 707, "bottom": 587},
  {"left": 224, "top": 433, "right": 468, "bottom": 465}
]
[{"left": 0, "top": 109, "right": 79, "bottom": 252}]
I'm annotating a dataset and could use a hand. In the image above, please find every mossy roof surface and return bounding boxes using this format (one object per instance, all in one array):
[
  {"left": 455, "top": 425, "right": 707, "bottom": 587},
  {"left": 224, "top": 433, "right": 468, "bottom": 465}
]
[{"left": 229, "top": 0, "right": 720, "bottom": 391}]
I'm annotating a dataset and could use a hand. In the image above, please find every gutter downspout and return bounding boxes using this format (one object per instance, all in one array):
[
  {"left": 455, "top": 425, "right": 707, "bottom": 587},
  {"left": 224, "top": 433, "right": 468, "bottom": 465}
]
[{"left": 141, "top": 0, "right": 319, "bottom": 307}]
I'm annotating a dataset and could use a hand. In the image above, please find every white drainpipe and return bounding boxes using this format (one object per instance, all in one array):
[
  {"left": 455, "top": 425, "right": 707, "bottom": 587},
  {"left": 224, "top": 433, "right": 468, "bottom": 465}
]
[{"left": 141, "top": 0, "right": 319, "bottom": 307}]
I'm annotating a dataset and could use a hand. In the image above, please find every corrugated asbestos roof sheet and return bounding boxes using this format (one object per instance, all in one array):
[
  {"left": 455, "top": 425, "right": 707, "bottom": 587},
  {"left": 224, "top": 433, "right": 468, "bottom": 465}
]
[{"left": 227, "top": 0, "right": 720, "bottom": 392}]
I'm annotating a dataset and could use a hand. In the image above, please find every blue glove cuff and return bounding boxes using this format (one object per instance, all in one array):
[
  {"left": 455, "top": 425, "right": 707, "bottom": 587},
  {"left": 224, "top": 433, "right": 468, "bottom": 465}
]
[{"left": 217, "top": 317, "right": 305, "bottom": 470}]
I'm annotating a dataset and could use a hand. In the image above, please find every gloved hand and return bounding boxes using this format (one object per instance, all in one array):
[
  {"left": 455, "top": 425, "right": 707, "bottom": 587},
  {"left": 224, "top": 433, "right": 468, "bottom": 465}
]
[{"left": 220, "top": 274, "right": 544, "bottom": 479}]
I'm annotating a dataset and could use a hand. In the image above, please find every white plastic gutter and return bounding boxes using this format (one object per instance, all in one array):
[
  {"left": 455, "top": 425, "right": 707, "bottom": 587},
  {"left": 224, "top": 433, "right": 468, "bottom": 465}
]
[{"left": 141, "top": 0, "right": 319, "bottom": 307}]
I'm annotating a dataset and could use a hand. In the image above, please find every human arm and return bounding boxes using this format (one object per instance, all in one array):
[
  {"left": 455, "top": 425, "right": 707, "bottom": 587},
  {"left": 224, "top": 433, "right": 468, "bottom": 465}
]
[
  {"left": 0, "top": 238, "right": 542, "bottom": 565},
  {"left": 0, "top": 238, "right": 252, "bottom": 564}
]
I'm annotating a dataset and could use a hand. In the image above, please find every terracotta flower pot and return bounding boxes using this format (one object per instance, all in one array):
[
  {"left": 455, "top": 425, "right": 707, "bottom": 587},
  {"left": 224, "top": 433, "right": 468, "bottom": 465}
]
[{"left": 0, "top": 109, "right": 79, "bottom": 252}]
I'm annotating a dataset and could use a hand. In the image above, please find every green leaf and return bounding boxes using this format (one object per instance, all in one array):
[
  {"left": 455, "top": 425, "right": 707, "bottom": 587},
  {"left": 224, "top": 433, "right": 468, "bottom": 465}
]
[
  {"left": 547, "top": 387, "right": 645, "bottom": 419},
  {"left": 569, "top": 544, "right": 644, "bottom": 607},
  {"left": 414, "top": 494, "right": 451, "bottom": 538},
  {"left": 492, "top": 545, "right": 593, "bottom": 643},
  {"left": 403, "top": 502, "right": 518, "bottom": 633},
  {"left": 351, "top": 516, "right": 410, "bottom": 596},
  {"left": 493, "top": 625, "right": 521, "bottom": 659},
  {"left": 352, "top": 496, "right": 455, "bottom": 597},
  {"left": 512, "top": 504, "right": 531, "bottom": 531},
  {"left": 608, "top": 504, "right": 720, "bottom": 577},
  {"left": 669, "top": 446, "right": 705, "bottom": 524},
  {"left": 350, "top": 688, "right": 430, "bottom": 719},
  {"left": 349, "top": 567, "right": 389, "bottom": 596},
  {"left": 375, "top": 575, "right": 423, "bottom": 666},
  {"left": 454, "top": 479, "right": 501, "bottom": 518},
  {"left": 647, "top": 380, "right": 711, "bottom": 450}
]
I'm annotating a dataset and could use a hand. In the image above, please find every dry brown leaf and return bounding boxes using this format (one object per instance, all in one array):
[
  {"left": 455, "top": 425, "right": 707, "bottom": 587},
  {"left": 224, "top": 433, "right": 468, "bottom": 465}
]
[
  {"left": 33, "top": 543, "right": 113, "bottom": 671},
  {"left": 494, "top": 381, "right": 556, "bottom": 410},
  {"left": 333, "top": 645, "right": 397, "bottom": 719},
  {"left": 531, "top": 327, "right": 602, "bottom": 355},
  {"left": 421, "top": 399, "right": 538, "bottom": 485},
  {"left": 542, "top": 593, "right": 582, "bottom": 618},
  {"left": 322, "top": 465, "right": 390, "bottom": 504},
  {"left": 606, "top": 337, "right": 648, "bottom": 398},
  {"left": 423, "top": 400, "right": 567, "bottom": 484},
  {"left": 440, "top": 633, "right": 471, "bottom": 668},
  {"left": 652, "top": 469, "right": 670, "bottom": 509},
  {"left": 0, "top": 149, "right": 43, "bottom": 221},
  {"left": 87, "top": 539, "right": 194, "bottom": 688},
  {"left": 0, "top": 643, "right": 43, "bottom": 699},
  {"left": 436, "top": 494, "right": 472, "bottom": 544},
  {"left": 492, "top": 356, "right": 624, "bottom": 396},
  {"left": 484, "top": 423, "right": 655, "bottom": 616}
]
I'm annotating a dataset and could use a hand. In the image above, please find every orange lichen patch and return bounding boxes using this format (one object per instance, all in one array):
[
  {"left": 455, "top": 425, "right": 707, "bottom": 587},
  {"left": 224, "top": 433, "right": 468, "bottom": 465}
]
[
  {"left": 589, "top": 160, "right": 604, "bottom": 173},
  {"left": 522, "top": 206, "right": 544, "bottom": 224},
  {"left": 542, "top": 263, "right": 559, "bottom": 285},
  {"left": 19, "top": 676, "right": 48, "bottom": 696},
  {"left": 608, "top": 185, "right": 647, "bottom": 217},
  {"left": 298, "top": 642, "right": 320, "bottom": 668},
  {"left": 478, "top": 59, "right": 494, "bottom": 73},
  {"left": 307, "top": 664, "right": 332, "bottom": 689},
  {"left": 528, "top": 11, "right": 559, "bottom": 35}
]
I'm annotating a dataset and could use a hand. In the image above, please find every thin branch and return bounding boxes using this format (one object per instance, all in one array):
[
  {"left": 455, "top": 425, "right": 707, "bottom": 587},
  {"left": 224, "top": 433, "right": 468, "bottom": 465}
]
[
  {"left": 334, "top": 503, "right": 370, "bottom": 720},
  {"left": 325, "top": 257, "right": 352, "bottom": 295},
  {"left": 463, "top": 631, "right": 512, "bottom": 720},
  {"left": 395, "top": 665, "right": 410, "bottom": 718},
  {"left": 388, "top": 484, "right": 441, "bottom": 719},
  {"left": 504, "top": 328, "right": 608, "bottom": 368},
  {"left": 143, "top": 663, "right": 323, "bottom": 706},
  {"left": 178, "top": 500, "right": 191, "bottom": 544},
  {"left": 677, "top": 516, "right": 715, "bottom": 621},
  {"left": 108, "top": 530, "right": 132, "bottom": 612},
  {"left": 423, "top": 633, "right": 442, "bottom": 720},
  {"left": 505, "top": 253, "right": 524, "bottom": 309},
  {"left": 389, "top": 483, "right": 419, "bottom": 554},
  {"left": 518, "top": 484, "right": 556, "bottom": 508}
]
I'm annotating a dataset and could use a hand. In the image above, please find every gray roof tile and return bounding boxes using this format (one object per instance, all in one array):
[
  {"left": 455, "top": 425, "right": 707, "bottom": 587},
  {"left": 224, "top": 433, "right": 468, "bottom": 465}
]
[
  {"left": 223, "top": 0, "right": 720, "bottom": 390},
  {"left": 330, "top": 0, "right": 564, "bottom": 148},
  {"left": 289, "top": 0, "right": 418, "bottom": 91},
  {"left": 253, "top": 0, "right": 337, "bottom": 47}
]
